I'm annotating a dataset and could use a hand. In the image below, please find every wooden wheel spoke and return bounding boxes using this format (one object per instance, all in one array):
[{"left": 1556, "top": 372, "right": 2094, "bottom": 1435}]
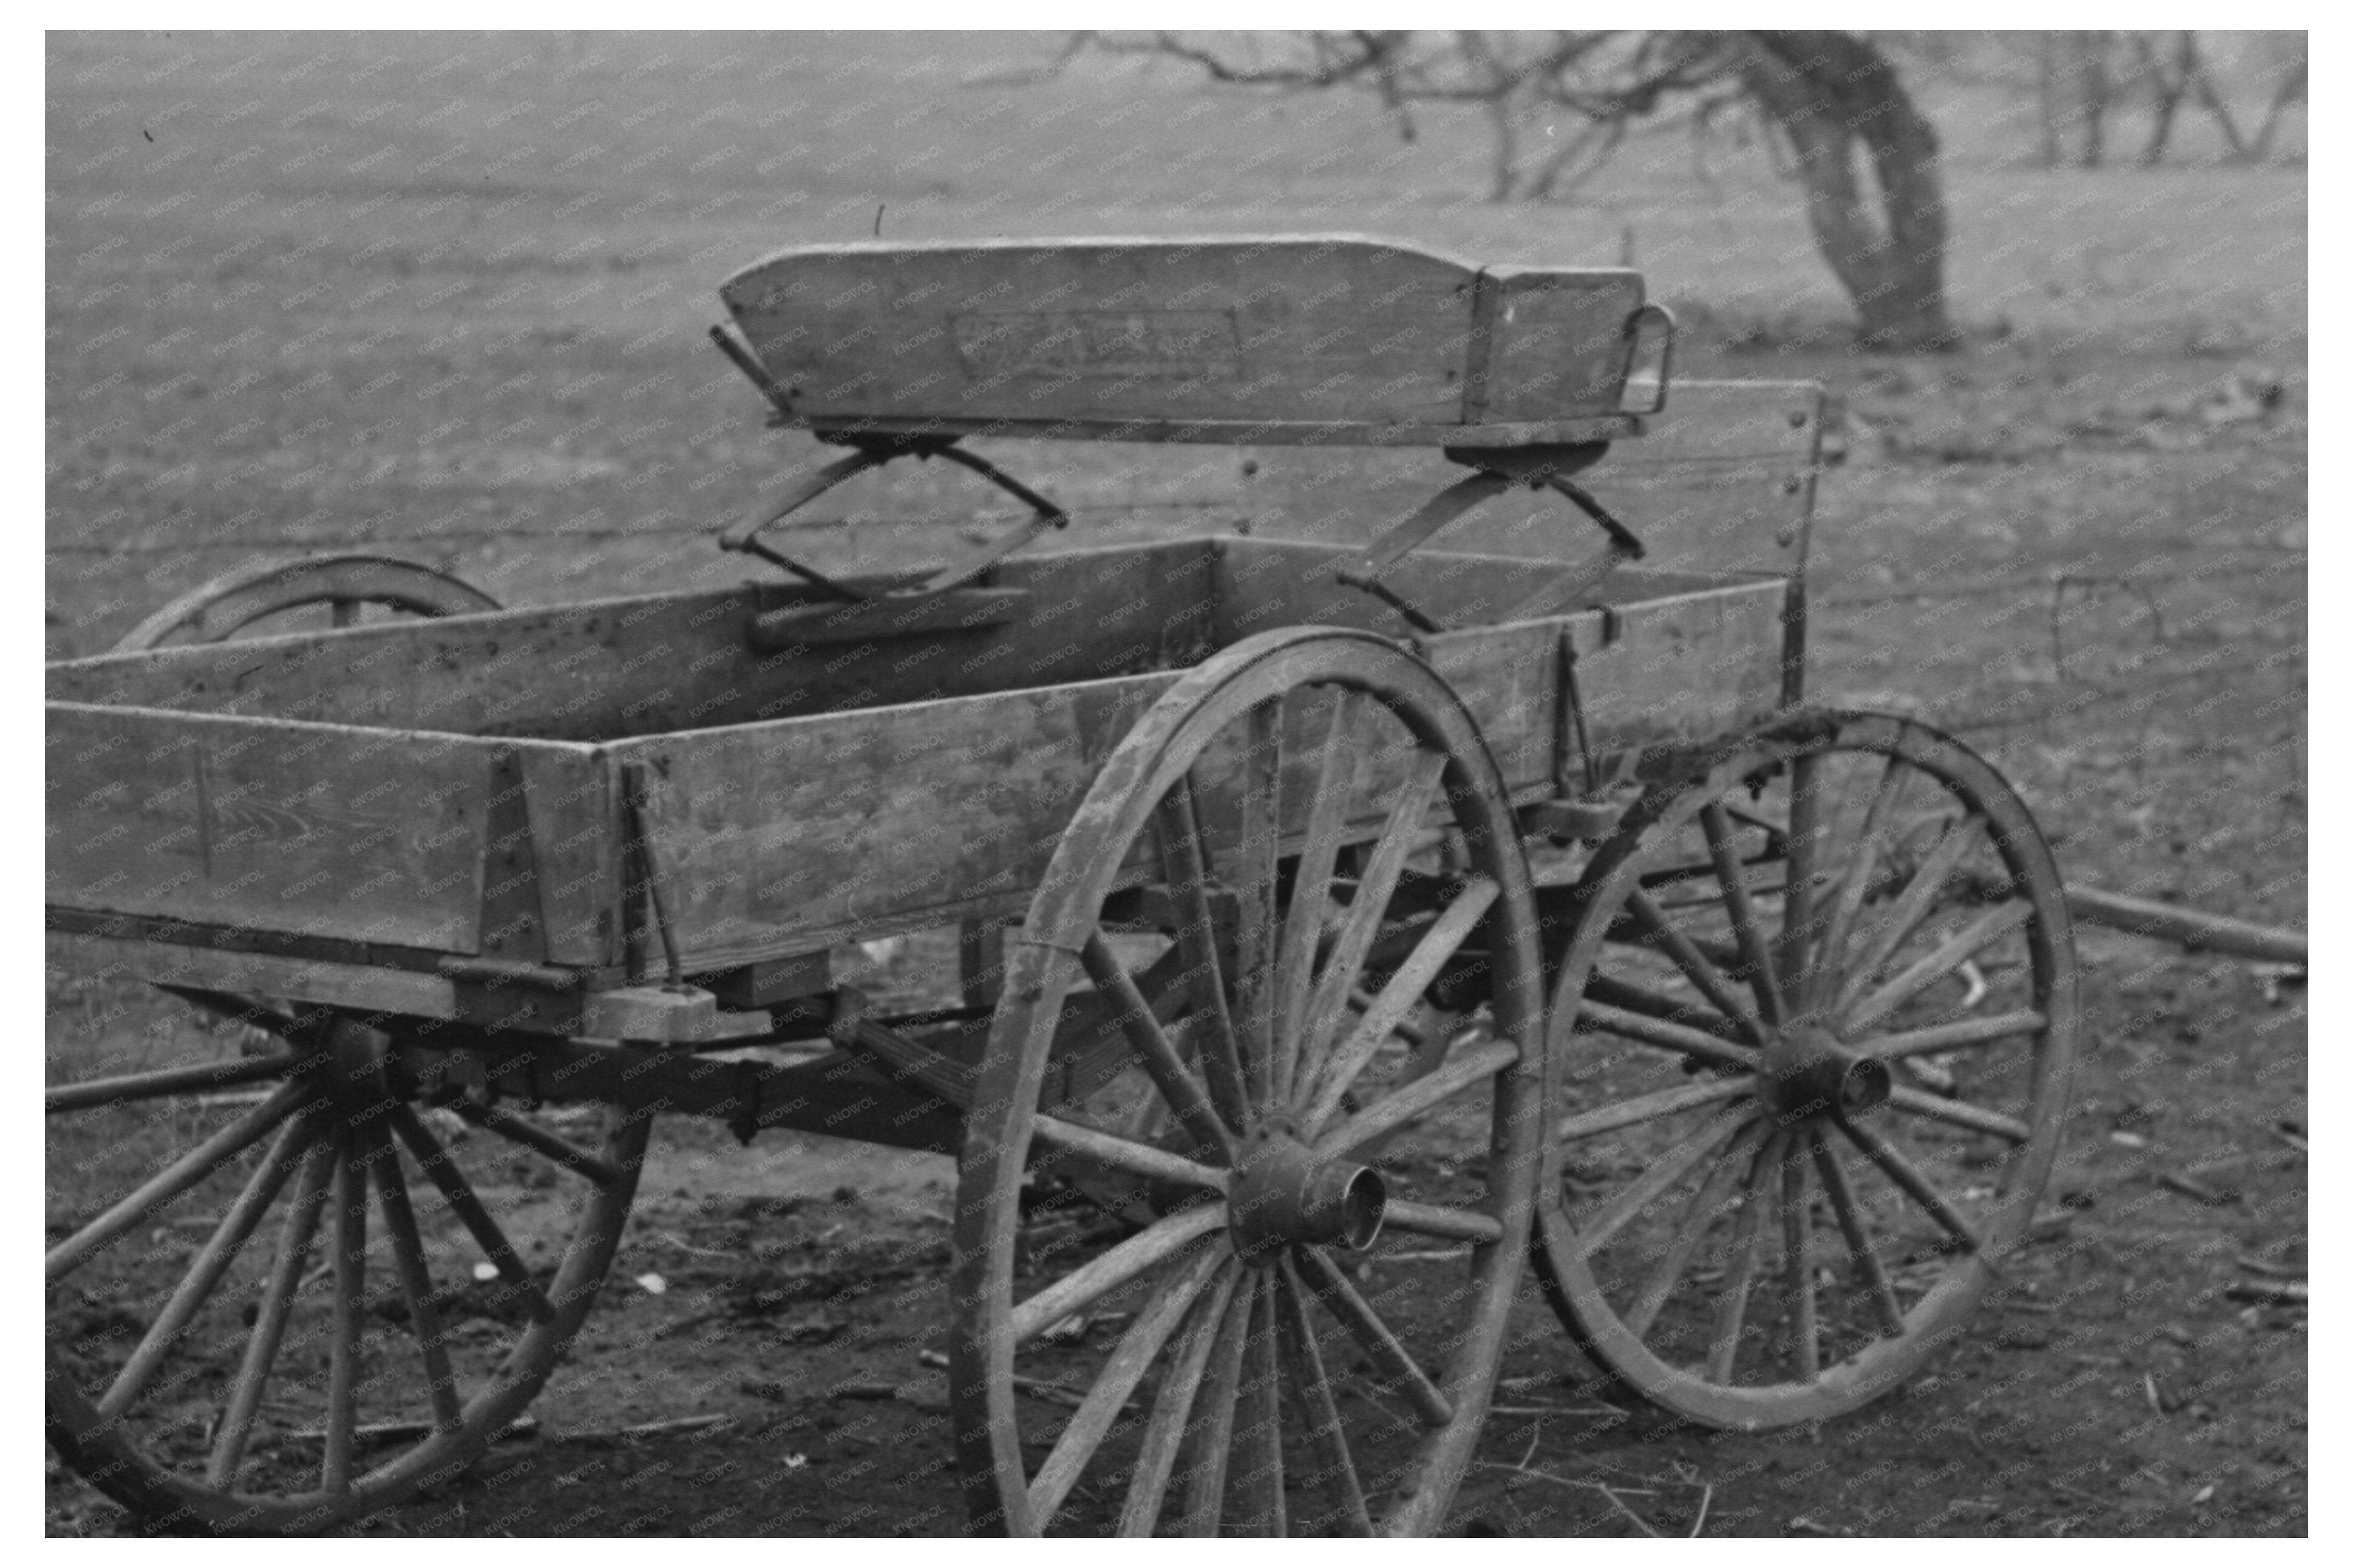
[
  {"left": 1831, "top": 811, "right": 1981, "bottom": 1017},
  {"left": 46, "top": 1051, "right": 301, "bottom": 1115},
  {"left": 1292, "top": 1244, "right": 1453, "bottom": 1427},
  {"left": 448, "top": 1098, "right": 619, "bottom": 1187},
  {"left": 1568, "top": 1000, "right": 1756, "bottom": 1075},
  {"left": 1297, "top": 873, "right": 1497, "bottom": 1135},
  {"left": 1009, "top": 1203, "right": 1229, "bottom": 1348},
  {"left": 1834, "top": 1112, "right": 1982, "bottom": 1252},
  {"left": 1155, "top": 775, "right": 1251, "bottom": 1129},
  {"left": 1311, "top": 1038, "right": 1516, "bottom": 1160},
  {"left": 1625, "top": 888, "right": 1766, "bottom": 1045},
  {"left": 1625, "top": 1121, "right": 1772, "bottom": 1340},
  {"left": 1080, "top": 930, "right": 1233, "bottom": 1158},
  {"left": 1379, "top": 1198, "right": 1503, "bottom": 1244},
  {"left": 1117, "top": 1262, "right": 1241, "bottom": 1537},
  {"left": 1553, "top": 1074, "right": 1753, "bottom": 1145},
  {"left": 208, "top": 1139, "right": 335, "bottom": 1488},
  {"left": 1573, "top": 1105, "right": 1752, "bottom": 1257},
  {"left": 1029, "top": 1243, "right": 1223, "bottom": 1527},
  {"left": 1777, "top": 752, "right": 1824, "bottom": 1001},
  {"left": 1843, "top": 898, "right": 2034, "bottom": 1036},
  {"left": 1297, "top": 749, "right": 1450, "bottom": 1078},
  {"left": 1272, "top": 688, "right": 1368, "bottom": 1104},
  {"left": 1583, "top": 974, "right": 1753, "bottom": 1048},
  {"left": 1700, "top": 800, "right": 1785, "bottom": 1025},
  {"left": 1807, "top": 755, "right": 1913, "bottom": 1008},
  {"left": 1030, "top": 1113, "right": 1232, "bottom": 1195},
  {"left": 1273, "top": 1256, "right": 1373, "bottom": 1535},
  {"left": 324, "top": 1138, "right": 367, "bottom": 1493},
  {"left": 1858, "top": 1008, "right": 2045, "bottom": 1060},
  {"left": 1174, "top": 1268, "right": 1257, "bottom": 1536},
  {"left": 99, "top": 1109, "right": 317, "bottom": 1421},
  {"left": 1887, "top": 1085, "right": 2033, "bottom": 1144},
  {"left": 1704, "top": 1134, "right": 1782, "bottom": 1383},
  {"left": 1232, "top": 699, "right": 1286, "bottom": 1107},
  {"left": 1780, "top": 1147, "right": 1820, "bottom": 1382},
  {"left": 366, "top": 1125, "right": 464, "bottom": 1434},
  {"left": 1228, "top": 1273, "right": 1286, "bottom": 1535},
  {"left": 386, "top": 1103, "right": 554, "bottom": 1323},
  {"left": 47, "top": 1079, "right": 310, "bottom": 1282},
  {"left": 1806, "top": 1131, "right": 1907, "bottom": 1337}
]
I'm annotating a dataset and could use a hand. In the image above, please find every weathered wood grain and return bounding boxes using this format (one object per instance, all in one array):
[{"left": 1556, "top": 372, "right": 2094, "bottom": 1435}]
[
  {"left": 46, "top": 541, "right": 1224, "bottom": 745},
  {"left": 721, "top": 236, "right": 1649, "bottom": 437},
  {"left": 49, "top": 705, "right": 493, "bottom": 951},
  {"left": 1468, "top": 265, "right": 1647, "bottom": 424}
]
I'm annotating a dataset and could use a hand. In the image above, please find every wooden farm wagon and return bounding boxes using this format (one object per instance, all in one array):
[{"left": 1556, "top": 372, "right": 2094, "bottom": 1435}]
[{"left": 45, "top": 236, "right": 2078, "bottom": 1536}]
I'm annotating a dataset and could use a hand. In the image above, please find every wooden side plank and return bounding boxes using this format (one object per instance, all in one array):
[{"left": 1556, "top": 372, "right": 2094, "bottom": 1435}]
[
  {"left": 608, "top": 674, "right": 1177, "bottom": 973},
  {"left": 1230, "top": 381, "right": 1825, "bottom": 576},
  {"left": 45, "top": 540, "right": 1225, "bottom": 747},
  {"left": 613, "top": 565, "right": 1786, "bottom": 968},
  {"left": 46, "top": 704, "right": 609, "bottom": 959},
  {"left": 1424, "top": 582, "right": 1791, "bottom": 792}
]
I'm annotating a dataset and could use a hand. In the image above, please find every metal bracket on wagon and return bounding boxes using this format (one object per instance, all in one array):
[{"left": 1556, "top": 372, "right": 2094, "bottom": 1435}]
[
  {"left": 1334, "top": 441, "right": 1649, "bottom": 636},
  {"left": 712, "top": 420, "right": 1070, "bottom": 604}
]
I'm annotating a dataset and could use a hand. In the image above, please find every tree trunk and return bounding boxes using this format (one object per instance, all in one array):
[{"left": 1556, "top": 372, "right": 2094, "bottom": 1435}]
[
  {"left": 2180, "top": 36, "right": 2253, "bottom": 161},
  {"left": 2135, "top": 32, "right": 2191, "bottom": 168},
  {"left": 2036, "top": 36, "right": 2063, "bottom": 167},
  {"left": 2073, "top": 32, "right": 2111, "bottom": 168},
  {"left": 2249, "top": 54, "right": 2306, "bottom": 160},
  {"left": 1735, "top": 32, "right": 1953, "bottom": 351}
]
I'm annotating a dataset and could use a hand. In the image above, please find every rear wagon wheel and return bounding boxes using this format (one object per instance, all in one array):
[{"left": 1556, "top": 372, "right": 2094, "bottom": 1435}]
[{"left": 1534, "top": 710, "right": 2079, "bottom": 1430}]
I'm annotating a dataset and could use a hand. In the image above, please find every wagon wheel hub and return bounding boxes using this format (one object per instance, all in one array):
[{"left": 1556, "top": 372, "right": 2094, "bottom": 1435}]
[
  {"left": 1225, "top": 1121, "right": 1387, "bottom": 1259},
  {"left": 1759, "top": 1022, "right": 1890, "bottom": 1121},
  {"left": 291, "top": 1016, "right": 407, "bottom": 1123}
]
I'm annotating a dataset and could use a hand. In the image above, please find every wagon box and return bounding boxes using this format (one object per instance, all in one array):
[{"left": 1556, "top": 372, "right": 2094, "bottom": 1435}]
[{"left": 47, "top": 541, "right": 1792, "bottom": 998}]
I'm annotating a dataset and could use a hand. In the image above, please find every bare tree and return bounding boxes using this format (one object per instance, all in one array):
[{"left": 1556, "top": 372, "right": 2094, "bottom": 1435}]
[
  {"left": 2029, "top": 30, "right": 2305, "bottom": 169},
  {"left": 1086, "top": 31, "right": 1955, "bottom": 351}
]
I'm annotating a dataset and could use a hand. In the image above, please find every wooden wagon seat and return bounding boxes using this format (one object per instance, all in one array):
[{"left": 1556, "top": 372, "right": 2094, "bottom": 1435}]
[{"left": 709, "top": 236, "right": 1674, "bottom": 630}]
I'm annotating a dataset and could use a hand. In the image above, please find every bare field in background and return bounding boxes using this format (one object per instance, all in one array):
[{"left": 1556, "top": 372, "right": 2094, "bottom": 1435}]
[{"left": 47, "top": 31, "right": 2304, "bottom": 1536}]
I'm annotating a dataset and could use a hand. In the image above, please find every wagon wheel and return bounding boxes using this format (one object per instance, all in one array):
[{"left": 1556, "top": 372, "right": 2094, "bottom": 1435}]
[
  {"left": 46, "top": 1012, "right": 646, "bottom": 1533},
  {"left": 111, "top": 553, "right": 499, "bottom": 651},
  {"left": 1533, "top": 709, "right": 2079, "bottom": 1429},
  {"left": 952, "top": 627, "right": 1547, "bottom": 1536}
]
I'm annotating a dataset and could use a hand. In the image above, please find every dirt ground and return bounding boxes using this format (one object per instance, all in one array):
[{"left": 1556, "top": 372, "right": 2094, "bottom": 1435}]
[{"left": 44, "top": 33, "right": 2305, "bottom": 1537}]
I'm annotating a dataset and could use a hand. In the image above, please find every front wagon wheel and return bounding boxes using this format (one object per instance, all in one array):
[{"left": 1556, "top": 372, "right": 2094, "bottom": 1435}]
[
  {"left": 1534, "top": 710, "right": 2079, "bottom": 1430},
  {"left": 951, "top": 628, "right": 1548, "bottom": 1537},
  {"left": 47, "top": 1011, "right": 645, "bottom": 1534}
]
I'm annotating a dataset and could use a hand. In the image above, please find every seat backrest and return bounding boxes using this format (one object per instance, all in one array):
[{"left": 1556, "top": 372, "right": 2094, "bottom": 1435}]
[{"left": 719, "top": 236, "right": 1649, "bottom": 446}]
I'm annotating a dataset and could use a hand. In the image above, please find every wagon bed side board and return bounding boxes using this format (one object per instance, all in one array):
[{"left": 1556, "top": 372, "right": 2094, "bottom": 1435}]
[{"left": 46, "top": 704, "right": 618, "bottom": 966}]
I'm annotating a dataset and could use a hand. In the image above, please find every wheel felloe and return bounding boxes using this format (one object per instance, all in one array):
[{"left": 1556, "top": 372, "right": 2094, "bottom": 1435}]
[{"left": 1536, "top": 709, "right": 2078, "bottom": 1430}]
